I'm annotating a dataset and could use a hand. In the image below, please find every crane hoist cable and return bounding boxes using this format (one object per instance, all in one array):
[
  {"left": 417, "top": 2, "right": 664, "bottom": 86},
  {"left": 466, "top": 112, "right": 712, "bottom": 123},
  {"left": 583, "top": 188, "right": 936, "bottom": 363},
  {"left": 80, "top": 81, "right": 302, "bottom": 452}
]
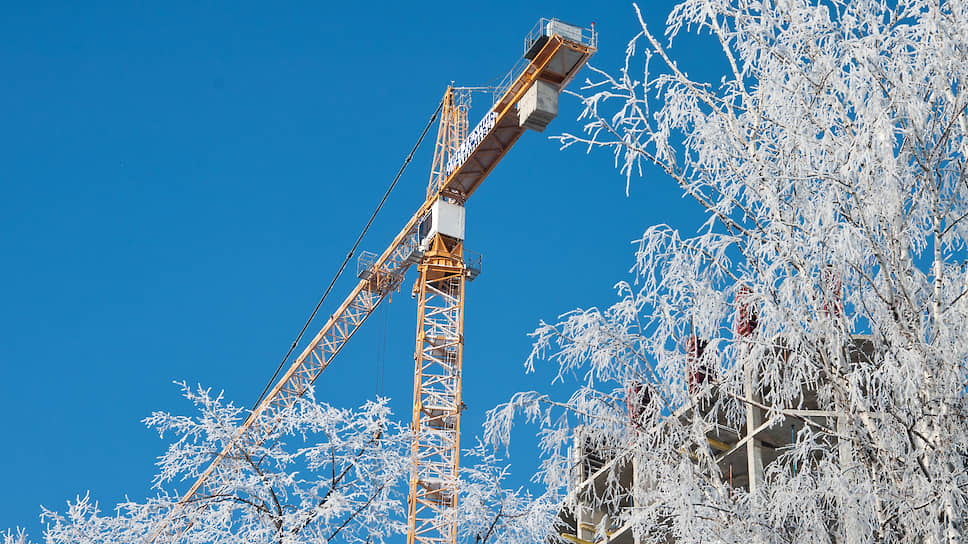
[
  {"left": 249, "top": 97, "right": 445, "bottom": 413},
  {"left": 376, "top": 294, "right": 389, "bottom": 395}
]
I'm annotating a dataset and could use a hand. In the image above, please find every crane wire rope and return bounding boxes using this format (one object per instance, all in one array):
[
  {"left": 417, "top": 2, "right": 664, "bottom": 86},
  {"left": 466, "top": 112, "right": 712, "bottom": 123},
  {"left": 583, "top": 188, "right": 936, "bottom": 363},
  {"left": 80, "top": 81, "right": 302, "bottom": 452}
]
[
  {"left": 376, "top": 296, "right": 388, "bottom": 396},
  {"left": 250, "top": 96, "right": 445, "bottom": 413}
]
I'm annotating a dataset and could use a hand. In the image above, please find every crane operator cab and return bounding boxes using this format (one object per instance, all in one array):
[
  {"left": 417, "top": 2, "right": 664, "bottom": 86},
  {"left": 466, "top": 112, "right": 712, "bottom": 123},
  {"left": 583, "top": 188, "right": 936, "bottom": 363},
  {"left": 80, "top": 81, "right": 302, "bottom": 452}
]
[{"left": 419, "top": 199, "right": 465, "bottom": 251}]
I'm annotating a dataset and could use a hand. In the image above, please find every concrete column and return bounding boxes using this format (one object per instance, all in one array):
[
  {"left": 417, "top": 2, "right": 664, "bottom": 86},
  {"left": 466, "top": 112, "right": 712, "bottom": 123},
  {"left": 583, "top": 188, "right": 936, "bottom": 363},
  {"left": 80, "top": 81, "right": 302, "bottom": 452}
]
[
  {"left": 837, "top": 415, "right": 861, "bottom": 544},
  {"left": 745, "top": 360, "right": 764, "bottom": 495}
]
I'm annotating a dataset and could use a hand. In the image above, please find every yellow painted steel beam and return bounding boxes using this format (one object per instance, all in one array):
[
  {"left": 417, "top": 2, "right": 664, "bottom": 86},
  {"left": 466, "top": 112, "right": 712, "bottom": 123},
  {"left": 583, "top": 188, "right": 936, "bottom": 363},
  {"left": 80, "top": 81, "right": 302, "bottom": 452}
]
[
  {"left": 427, "top": 87, "right": 468, "bottom": 200},
  {"left": 561, "top": 532, "right": 596, "bottom": 544},
  {"left": 406, "top": 234, "right": 466, "bottom": 544},
  {"left": 707, "top": 437, "right": 733, "bottom": 452},
  {"left": 437, "top": 35, "right": 595, "bottom": 203}
]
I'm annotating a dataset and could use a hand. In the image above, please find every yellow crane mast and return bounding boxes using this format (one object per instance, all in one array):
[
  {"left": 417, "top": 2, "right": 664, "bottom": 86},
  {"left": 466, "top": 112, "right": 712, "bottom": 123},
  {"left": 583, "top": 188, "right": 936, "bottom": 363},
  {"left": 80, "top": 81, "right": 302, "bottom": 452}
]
[
  {"left": 148, "top": 18, "right": 596, "bottom": 544},
  {"left": 407, "top": 87, "right": 469, "bottom": 544}
]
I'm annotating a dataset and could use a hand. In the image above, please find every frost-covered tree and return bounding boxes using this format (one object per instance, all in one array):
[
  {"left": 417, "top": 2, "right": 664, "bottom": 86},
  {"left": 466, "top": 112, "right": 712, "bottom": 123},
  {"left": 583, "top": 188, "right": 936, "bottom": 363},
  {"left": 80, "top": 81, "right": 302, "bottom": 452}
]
[
  {"left": 17, "top": 384, "right": 547, "bottom": 544},
  {"left": 23, "top": 383, "right": 542, "bottom": 544},
  {"left": 455, "top": 443, "right": 562, "bottom": 544},
  {"left": 2, "top": 529, "right": 30, "bottom": 544},
  {"left": 487, "top": 1, "right": 968, "bottom": 543},
  {"left": 38, "top": 384, "right": 410, "bottom": 544},
  {"left": 22, "top": 387, "right": 551, "bottom": 544}
]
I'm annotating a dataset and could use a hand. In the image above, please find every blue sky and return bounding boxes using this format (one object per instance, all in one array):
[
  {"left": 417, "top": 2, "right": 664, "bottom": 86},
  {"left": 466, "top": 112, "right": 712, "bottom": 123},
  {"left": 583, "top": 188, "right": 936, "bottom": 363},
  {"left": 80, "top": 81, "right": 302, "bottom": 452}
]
[{"left": 0, "top": 1, "right": 713, "bottom": 537}]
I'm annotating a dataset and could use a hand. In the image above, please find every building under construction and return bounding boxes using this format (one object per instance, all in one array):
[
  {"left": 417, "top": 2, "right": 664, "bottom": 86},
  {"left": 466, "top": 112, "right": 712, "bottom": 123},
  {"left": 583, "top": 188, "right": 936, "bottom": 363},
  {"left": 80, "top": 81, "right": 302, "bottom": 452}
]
[{"left": 554, "top": 329, "right": 876, "bottom": 544}]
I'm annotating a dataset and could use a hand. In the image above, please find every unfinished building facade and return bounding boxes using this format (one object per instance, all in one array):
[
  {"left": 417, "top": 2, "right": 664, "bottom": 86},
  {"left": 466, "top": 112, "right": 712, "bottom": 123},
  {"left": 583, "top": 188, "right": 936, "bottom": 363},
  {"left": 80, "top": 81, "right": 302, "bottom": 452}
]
[{"left": 553, "top": 335, "right": 876, "bottom": 544}]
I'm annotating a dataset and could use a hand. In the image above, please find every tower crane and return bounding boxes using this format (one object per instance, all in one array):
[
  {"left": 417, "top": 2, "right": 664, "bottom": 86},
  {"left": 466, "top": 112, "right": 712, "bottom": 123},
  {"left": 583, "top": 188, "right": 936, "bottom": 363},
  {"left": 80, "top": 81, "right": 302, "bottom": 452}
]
[{"left": 149, "top": 18, "right": 596, "bottom": 544}]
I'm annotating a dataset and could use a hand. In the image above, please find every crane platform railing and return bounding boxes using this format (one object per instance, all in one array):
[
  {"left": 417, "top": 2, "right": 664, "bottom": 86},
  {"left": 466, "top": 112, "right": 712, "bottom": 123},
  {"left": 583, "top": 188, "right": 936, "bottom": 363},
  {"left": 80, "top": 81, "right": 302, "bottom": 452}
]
[{"left": 492, "top": 18, "right": 597, "bottom": 107}]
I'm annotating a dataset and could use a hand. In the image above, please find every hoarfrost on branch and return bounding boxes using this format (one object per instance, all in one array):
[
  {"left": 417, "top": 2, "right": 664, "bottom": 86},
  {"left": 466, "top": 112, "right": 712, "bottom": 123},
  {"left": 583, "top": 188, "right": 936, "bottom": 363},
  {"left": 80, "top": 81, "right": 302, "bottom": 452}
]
[
  {"left": 37, "top": 384, "right": 411, "bottom": 544},
  {"left": 487, "top": 1, "right": 968, "bottom": 543}
]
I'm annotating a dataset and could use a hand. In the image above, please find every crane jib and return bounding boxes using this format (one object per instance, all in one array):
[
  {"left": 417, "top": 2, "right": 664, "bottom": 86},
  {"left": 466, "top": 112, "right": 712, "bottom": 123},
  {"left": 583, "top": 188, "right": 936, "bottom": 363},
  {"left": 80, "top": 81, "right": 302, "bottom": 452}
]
[
  {"left": 147, "top": 18, "right": 597, "bottom": 544},
  {"left": 445, "top": 109, "right": 499, "bottom": 176}
]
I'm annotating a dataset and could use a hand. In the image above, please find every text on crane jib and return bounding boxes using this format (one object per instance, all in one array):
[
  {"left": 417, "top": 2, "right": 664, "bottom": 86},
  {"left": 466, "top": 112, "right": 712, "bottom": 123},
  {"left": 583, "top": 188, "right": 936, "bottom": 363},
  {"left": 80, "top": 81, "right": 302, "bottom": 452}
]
[{"left": 445, "top": 110, "right": 499, "bottom": 176}]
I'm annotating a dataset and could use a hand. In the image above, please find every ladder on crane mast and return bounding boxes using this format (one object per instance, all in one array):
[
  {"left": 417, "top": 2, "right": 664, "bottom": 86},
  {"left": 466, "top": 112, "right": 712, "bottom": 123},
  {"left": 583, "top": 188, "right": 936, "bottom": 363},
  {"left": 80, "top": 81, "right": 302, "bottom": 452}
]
[{"left": 147, "top": 17, "right": 596, "bottom": 544}]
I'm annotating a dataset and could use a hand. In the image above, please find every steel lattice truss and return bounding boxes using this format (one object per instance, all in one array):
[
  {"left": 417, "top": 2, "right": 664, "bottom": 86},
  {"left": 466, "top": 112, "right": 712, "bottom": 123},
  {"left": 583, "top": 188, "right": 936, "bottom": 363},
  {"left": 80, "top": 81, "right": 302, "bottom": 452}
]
[
  {"left": 407, "top": 258, "right": 465, "bottom": 544},
  {"left": 148, "top": 230, "right": 424, "bottom": 542},
  {"left": 145, "top": 20, "right": 596, "bottom": 543}
]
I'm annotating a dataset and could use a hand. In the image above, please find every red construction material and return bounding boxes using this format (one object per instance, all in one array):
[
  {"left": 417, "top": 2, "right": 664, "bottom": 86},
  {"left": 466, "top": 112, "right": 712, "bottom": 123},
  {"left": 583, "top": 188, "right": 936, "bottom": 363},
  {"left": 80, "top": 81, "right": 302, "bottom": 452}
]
[
  {"left": 735, "top": 285, "right": 758, "bottom": 337},
  {"left": 626, "top": 381, "right": 652, "bottom": 427},
  {"left": 686, "top": 335, "right": 711, "bottom": 393}
]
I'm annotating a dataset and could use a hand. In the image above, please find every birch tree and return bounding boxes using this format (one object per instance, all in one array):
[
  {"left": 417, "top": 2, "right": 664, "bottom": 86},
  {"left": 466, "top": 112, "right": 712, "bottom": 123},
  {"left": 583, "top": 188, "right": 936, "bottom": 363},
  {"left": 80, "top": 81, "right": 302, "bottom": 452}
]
[
  {"left": 2, "top": 530, "right": 30, "bottom": 544},
  {"left": 17, "top": 388, "right": 543, "bottom": 544},
  {"left": 487, "top": 1, "right": 968, "bottom": 543},
  {"left": 38, "top": 384, "right": 410, "bottom": 544}
]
